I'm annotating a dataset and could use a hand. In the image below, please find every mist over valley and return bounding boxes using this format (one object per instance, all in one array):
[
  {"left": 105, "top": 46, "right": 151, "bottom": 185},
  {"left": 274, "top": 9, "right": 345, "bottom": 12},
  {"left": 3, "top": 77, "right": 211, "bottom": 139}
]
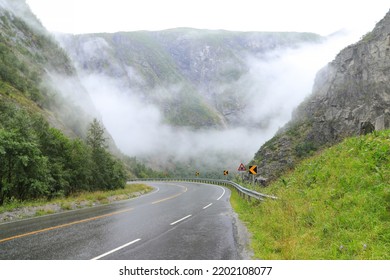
[
  {"left": 2, "top": 0, "right": 390, "bottom": 262},
  {"left": 57, "top": 29, "right": 362, "bottom": 175},
  {"left": 1, "top": 0, "right": 385, "bottom": 179}
]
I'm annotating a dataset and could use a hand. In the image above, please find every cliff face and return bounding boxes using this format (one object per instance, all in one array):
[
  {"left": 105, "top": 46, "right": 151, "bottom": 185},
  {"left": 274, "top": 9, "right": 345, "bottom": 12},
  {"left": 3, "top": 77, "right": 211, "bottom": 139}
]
[
  {"left": 296, "top": 9, "right": 390, "bottom": 139},
  {"left": 252, "top": 9, "right": 390, "bottom": 182}
]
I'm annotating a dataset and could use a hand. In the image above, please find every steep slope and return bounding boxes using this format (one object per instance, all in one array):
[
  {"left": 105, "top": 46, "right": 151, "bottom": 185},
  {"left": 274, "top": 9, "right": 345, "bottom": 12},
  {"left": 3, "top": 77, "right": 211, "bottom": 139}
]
[
  {"left": 251, "top": 9, "right": 390, "bottom": 182},
  {"left": 235, "top": 130, "right": 390, "bottom": 259},
  {"left": 0, "top": 1, "right": 151, "bottom": 204},
  {"left": 0, "top": 0, "right": 96, "bottom": 137},
  {"left": 59, "top": 30, "right": 322, "bottom": 128}
]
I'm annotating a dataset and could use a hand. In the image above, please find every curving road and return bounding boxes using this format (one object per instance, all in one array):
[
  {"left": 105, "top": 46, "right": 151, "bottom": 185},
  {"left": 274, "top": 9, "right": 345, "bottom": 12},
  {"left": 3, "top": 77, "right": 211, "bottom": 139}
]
[{"left": 0, "top": 182, "right": 247, "bottom": 260}]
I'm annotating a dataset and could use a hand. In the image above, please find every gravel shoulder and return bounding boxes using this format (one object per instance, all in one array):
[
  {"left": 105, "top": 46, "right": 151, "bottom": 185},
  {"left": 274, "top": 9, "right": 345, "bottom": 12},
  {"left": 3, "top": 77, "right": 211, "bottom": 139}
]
[{"left": 0, "top": 190, "right": 150, "bottom": 224}]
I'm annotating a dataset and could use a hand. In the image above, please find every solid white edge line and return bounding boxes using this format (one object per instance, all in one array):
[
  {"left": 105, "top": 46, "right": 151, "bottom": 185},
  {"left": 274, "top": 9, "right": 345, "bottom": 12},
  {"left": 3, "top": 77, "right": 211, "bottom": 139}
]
[
  {"left": 170, "top": 214, "right": 192, "bottom": 226},
  {"left": 216, "top": 186, "right": 226, "bottom": 200},
  {"left": 203, "top": 203, "right": 213, "bottom": 209},
  {"left": 91, "top": 238, "right": 141, "bottom": 260}
]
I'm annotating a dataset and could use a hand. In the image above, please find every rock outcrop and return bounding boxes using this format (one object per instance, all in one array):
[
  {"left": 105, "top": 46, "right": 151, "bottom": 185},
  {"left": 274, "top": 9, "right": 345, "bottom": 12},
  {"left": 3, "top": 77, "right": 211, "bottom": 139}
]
[{"left": 252, "top": 9, "right": 390, "bottom": 183}]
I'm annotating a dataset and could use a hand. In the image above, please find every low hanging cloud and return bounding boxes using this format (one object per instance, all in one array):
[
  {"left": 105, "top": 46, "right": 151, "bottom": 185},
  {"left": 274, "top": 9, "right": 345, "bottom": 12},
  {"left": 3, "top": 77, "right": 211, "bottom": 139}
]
[
  {"left": 80, "top": 74, "right": 267, "bottom": 169},
  {"left": 77, "top": 31, "right": 362, "bottom": 173},
  {"left": 242, "top": 31, "right": 361, "bottom": 132}
]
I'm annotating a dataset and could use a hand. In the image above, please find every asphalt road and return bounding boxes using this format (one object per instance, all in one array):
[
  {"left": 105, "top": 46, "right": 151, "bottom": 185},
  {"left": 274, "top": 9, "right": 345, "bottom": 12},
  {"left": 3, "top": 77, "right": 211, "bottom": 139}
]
[{"left": 0, "top": 182, "right": 248, "bottom": 260}]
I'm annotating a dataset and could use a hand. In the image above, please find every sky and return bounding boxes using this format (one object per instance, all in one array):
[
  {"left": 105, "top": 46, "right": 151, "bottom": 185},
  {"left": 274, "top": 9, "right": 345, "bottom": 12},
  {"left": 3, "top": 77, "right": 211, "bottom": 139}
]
[{"left": 26, "top": 0, "right": 389, "bottom": 36}]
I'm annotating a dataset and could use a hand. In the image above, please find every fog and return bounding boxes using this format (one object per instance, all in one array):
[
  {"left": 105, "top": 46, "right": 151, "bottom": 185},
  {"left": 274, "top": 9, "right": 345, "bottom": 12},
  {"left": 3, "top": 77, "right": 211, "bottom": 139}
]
[
  {"left": 0, "top": 0, "right": 46, "bottom": 33},
  {"left": 80, "top": 74, "right": 265, "bottom": 170},
  {"left": 76, "top": 31, "right": 362, "bottom": 174},
  {"left": 1, "top": 1, "right": 383, "bottom": 177},
  {"left": 243, "top": 31, "right": 360, "bottom": 130}
]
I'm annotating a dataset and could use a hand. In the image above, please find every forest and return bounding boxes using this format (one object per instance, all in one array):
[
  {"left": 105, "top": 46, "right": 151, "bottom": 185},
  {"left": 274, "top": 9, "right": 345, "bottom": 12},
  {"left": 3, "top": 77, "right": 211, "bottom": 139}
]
[{"left": 0, "top": 101, "right": 128, "bottom": 205}]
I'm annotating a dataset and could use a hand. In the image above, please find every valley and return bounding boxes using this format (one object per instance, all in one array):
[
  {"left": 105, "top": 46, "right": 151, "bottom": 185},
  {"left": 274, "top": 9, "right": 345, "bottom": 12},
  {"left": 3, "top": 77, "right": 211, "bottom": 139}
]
[{"left": 0, "top": 0, "right": 389, "bottom": 261}]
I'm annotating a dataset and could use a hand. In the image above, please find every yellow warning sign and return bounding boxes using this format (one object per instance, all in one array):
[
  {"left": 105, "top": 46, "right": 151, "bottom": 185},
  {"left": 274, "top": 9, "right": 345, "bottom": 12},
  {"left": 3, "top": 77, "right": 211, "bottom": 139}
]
[{"left": 249, "top": 165, "right": 257, "bottom": 175}]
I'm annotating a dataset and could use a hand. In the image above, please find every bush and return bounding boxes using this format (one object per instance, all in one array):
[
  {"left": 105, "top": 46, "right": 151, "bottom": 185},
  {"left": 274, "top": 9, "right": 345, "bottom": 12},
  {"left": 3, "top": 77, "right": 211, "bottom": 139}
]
[{"left": 295, "top": 141, "right": 317, "bottom": 158}]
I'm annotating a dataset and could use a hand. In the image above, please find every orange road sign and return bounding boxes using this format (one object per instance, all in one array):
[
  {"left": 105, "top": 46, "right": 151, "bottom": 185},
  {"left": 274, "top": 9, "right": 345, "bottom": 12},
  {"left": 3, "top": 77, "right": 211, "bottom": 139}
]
[{"left": 249, "top": 165, "right": 257, "bottom": 175}]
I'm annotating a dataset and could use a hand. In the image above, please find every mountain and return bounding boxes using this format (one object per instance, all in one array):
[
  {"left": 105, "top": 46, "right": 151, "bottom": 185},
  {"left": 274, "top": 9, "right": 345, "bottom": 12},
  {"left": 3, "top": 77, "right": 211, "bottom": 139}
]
[
  {"left": 59, "top": 29, "right": 322, "bottom": 129},
  {"left": 0, "top": 0, "right": 157, "bottom": 204},
  {"left": 57, "top": 29, "right": 327, "bottom": 176},
  {"left": 0, "top": 0, "right": 97, "bottom": 137},
  {"left": 251, "top": 9, "right": 390, "bottom": 183}
]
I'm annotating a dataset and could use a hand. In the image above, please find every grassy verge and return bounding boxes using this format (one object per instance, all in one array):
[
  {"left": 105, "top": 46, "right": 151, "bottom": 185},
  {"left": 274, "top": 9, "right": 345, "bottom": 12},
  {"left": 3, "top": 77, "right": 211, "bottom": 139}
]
[
  {"left": 231, "top": 130, "right": 390, "bottom": 259},
  {"left": 0, "top": 183, "right": 153, "bottom": 222}
]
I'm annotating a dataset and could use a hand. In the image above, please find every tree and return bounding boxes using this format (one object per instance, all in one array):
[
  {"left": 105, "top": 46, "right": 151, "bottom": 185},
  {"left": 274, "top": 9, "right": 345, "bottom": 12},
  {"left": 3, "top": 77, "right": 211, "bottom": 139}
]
[
  {"left": 66, "top": 139, "right": 93, "bottom": 194},
  {"left": 0, "top": 104, "right": 127, "bottom": 204},
  {"left": 86, "top": 119, "right": 126, "bottom": 190},
  {"left": 86, "top": 118, "right": 107, "bottom": 150},
  {"left": 0, "top": 129, "right": 50, "bottom": 204}
]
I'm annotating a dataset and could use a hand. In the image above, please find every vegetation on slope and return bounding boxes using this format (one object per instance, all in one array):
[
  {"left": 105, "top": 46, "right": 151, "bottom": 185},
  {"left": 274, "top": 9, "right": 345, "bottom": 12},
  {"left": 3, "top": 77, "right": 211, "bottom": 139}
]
[
  {"left": 64, "top": 30, "right": 323, "bottom": 129},
  {"left": 232, "top": 130, "right": 390, "bottom": 259},
  {"left": 0, "top": 4, "right": 162, "bottom": 208},
  {"left": 0, "top": 100, "right": 127, "bottom": 205},
  {"left": 0, "top": 10, "right": 74, "bottom": 105}
]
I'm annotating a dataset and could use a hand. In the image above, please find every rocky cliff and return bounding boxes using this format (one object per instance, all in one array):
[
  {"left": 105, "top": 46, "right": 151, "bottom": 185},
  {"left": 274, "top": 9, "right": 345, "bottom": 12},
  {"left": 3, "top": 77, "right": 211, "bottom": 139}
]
[{"left": 252, "top": 9, "right": 390, "bottom": 183}]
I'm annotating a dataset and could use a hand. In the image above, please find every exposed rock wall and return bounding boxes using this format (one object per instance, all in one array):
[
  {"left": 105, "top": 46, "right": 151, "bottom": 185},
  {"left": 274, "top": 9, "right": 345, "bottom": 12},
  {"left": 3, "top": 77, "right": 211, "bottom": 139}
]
[{"left": 252, "top": 9, "right": 390, "bottom": 183}]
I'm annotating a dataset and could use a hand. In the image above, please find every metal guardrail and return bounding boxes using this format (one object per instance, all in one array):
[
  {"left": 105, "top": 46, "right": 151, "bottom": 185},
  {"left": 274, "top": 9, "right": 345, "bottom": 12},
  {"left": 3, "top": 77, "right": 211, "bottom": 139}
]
[{"left": 128, "top": 178, "right": 277, "bottom": 201}]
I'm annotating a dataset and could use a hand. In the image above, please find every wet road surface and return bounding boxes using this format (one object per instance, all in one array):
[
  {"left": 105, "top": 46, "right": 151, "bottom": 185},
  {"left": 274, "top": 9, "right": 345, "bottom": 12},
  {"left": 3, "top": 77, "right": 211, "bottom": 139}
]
[{"left": 0, "top": 182, "right": 243, "bottom": 260}]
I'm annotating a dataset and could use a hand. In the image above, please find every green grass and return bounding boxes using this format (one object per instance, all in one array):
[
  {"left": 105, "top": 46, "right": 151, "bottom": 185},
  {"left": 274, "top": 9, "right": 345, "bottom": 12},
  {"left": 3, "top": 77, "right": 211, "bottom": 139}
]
[
  {"left": 231, "top": 130, "right": 390, "bottom": 259},
  {"left": 0, "top": 183, "right": 153, "bottom": 215}
]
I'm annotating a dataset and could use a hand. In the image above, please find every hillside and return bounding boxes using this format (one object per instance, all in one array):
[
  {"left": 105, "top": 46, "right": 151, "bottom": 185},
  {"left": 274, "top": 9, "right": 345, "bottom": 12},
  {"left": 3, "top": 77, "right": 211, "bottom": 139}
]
[
  {"left": 0, "top": 0, "right": 96, "bottom": 137},
  {"left": 251, "top": 9, "right": 390, "bottom": 182},
  {"left": 0, "top": 0, "right": 160, "bottom": 205},
  {"left": 59, "top": 30, "right": 322, "bottom": 129},
  {"left": 233, "top": 130, "right": 390, "bottom": 259}
]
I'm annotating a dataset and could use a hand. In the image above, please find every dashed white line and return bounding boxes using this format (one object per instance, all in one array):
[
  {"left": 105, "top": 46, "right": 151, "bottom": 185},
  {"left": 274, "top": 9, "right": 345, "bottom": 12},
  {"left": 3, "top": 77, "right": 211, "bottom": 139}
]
[
  {"left": 91, "top": 238, "right": 141, "bottom": 260},
  {"left": 170, "top": 215, "right": 192, "bottom": 226},
  {"left": 203, "top": 203, "right": 213, "bottom": 209}
]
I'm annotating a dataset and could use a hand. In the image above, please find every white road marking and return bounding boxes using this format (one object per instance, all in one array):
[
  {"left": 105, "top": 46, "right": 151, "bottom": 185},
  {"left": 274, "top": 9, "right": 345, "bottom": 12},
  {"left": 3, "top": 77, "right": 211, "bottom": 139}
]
[
  {"left": 216, "top": 186, "right": 226, "bottom": 200},
  {"left": 170, "top": 215, "right": 192, "bottom": 226},
  {"left": 151, "top": 186, "right": 160, "bottom": 194},
  {"left": 91, "top": 238, "right": 141, "bottom": 260},
  {"left": 203, "top": 203, "right": 213, "bottom": 209}
]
